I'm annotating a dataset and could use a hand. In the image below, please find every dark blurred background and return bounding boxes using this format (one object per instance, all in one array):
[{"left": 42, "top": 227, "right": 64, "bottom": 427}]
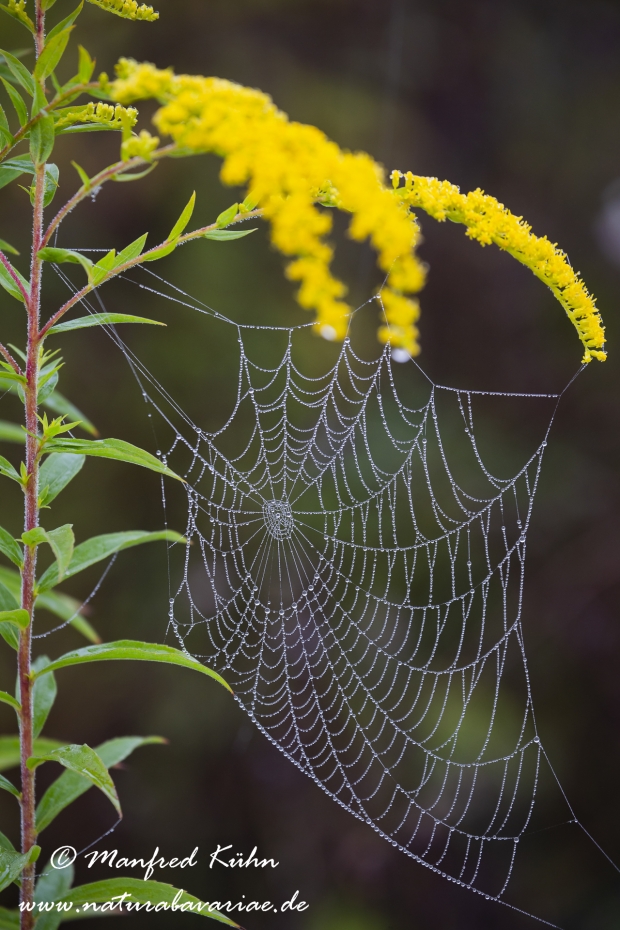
[{"left": 2, "top": 0, "right": 620, "bottom": 927}]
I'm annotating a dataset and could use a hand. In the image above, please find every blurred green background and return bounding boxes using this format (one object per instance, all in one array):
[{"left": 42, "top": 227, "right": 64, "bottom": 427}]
[{"left": 2, "top": 0, "right": 620, "bottom": 927}]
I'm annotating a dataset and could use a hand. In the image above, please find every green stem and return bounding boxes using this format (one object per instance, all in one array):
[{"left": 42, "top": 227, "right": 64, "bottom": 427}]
[{"left": 19, "top": 7, "right": 46, "bottom": 925}]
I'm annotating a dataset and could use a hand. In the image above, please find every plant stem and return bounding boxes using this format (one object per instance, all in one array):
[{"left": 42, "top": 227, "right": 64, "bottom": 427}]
[{"left": 19, "top": 2, "right": 47, "bottom": 917}]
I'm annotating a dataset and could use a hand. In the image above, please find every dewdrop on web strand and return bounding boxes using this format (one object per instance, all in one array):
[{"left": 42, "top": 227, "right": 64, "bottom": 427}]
[{"left": 105, "top": 57, "right": 606, "bottom": 365}]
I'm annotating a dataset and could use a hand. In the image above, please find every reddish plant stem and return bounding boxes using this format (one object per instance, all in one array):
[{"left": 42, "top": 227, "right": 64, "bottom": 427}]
[{"left": 18, "top": 0, "right": 47, "bottom": 911}]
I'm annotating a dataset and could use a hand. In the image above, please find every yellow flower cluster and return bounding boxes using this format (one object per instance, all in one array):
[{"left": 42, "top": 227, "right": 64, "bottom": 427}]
[
  {"left": 55, "top": 102, "right": 138, "bottom": 134},
  {"left": 107, "top": 59, "right": 425, "bottom": 347},
  {"left": 121, "top": 129, "right": 159, "bottom": 161},
  {"left": 392, "top": 172, "right": 606, "bottom": 363},
  {"left": 86, "top": 0, "right": 158, "bottom": 21},
  {"left": 6, "top": 0, "right": 33, "bottom": 29}
]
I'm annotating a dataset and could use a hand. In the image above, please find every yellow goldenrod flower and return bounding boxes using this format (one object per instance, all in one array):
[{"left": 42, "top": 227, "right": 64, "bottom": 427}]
[
  {"left": 121, "top": 129, "right": 159, "bottom": 161},
  {"left": 86, "top": 0, "right": 158, "bottom": 21},
  {"left": 55, "top": 102, "right": 139, "bottom": 135},
  {"left": 6, "top": 0, "right": 33, "bottom": 29},
  {"left": 107, "top": 59, "right": 426, "bottom": 349},
  {"left": 392, "top": 172, "right": 606, "bottom": 363}
]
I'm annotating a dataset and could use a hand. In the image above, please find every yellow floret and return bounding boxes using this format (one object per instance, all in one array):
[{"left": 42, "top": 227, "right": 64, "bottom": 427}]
[{"left": 87, "top": 0, "right": 158, "bottom": 20}]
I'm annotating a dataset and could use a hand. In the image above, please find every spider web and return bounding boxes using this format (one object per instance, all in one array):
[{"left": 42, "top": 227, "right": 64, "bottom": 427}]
[{"left": 53, "top": 261, "right": 612, "bottom": 926}]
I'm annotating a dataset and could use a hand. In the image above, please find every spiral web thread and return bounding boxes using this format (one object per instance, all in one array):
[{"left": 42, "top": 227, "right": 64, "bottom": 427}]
[{"left": 54, "top": 261, "right": 603, "bottom": 926}]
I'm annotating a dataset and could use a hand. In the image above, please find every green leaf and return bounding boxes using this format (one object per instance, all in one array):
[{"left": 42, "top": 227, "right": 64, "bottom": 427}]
[
  {"left": 32, "top": 656, "right": 57, "bottom": 738},
  {"left": 37, "top": 641, "right": 232, "bottom": 692},
  {"left": 35, "top": 588, "right": 100, "bottom": 644},
  {"left": 215, "top": 203, "right": 238, "bottom": 228},
  {"left": 0, "top": 831, "right": 13, "bottom": 851},
  {"left": 42, "top": 163, "right": 59, "bottom": 207},
  {"left": 77, "top": 44, "right": 95, "bottom": 83},
  {"left": 46, "top": 1, "right": 83, "bottom": 41},
  {"left": 0, "top": 609, "right": 28, "bottom": 629},
  {"left": 0, "top": 527, "right": 23, "bottom": 568},
  {"left": 49, "top": 878, "right": 240, "bottom": 926},
  {"left": 42, "top": 438, "right": 184, "bottom": 482},
  {"left": 38, "top": 367, "right": 58, "bottom": 403},
  {"left": 112, "top": 163, "right": 157, "bottom": 182},
  {"left": 43, "top": 390, "right": 97, "bottom": 436},
  {"left": 202, "top": 228, "right": 257, "bottom": 241},
  {"left": 0, "top": 846, "right": 39, "bottom": 894},
  {"left": 142, "top": 238, "right": 178, "bottom": 262},
  {"left": 34, "top": 28, "right": 73, "bottom": 81},
  {"left": 0, "top": 78, "right": 27, "bottom": 126},
  {"left": 37, "top": 529, "right": 185, "bottom": 593},
  {"left": 0, "top": 583, "right": 19, "bottom": 649},
  {"left": 70, "top": 159, "right": 90, "bottom": 189},
  {"left": 0, "top": 257, "right": 28, "bottom": 302},
  {"left": 0, "top": 907, "right": 18, "bottom": 930},
  {"left": 0, "top": 422, "right": 23, "bottom": 444},
  {"left": 35, "top": 859, "right": 74, "bottom": 916},
  {"left": 28, "top": 744, "right": 120, "bottom": 815},
  {"left": 115, "top": 232, "right": 148, "bottom": 266},
  {"left": 37, "top": 247, "right": 93, "bottom": 276},
  {"left": 0, "top": 154, "right": 33, "bottom": 190},
  {"left": 23, "top": 525, "right": 74, "bottom": 581},
  {"left": 0, "top": 737, "right": 63, "bottom": 772},
  {"left": 0, "top": 691, "right": 19, "bottom": 714},
  {"left": 29, "top": 112, "right": 55, "bottom": 166},
  {"left": 0, "top": 239, "right": 18, "bottom": 255},
  {"left": 168, "top": 191, "right": 195, "bottom": 240},
  {"left": 0, "top": 3, "right": 34, "bottom": 33},
  {"left": 48, "top": 313, "right": 164, "bottom": 335},
  {"left": 0, "top": 774, "right": 19, "bottom": 799},
  {"left": 39, "top": 453, "right": 85, "bottom": 506},
  {"left": 0, "top": 456, "right": 20, "bottom": 484},
  {"left": 0, "top": 49, "right": 34, "bottom": 95},
  {"left": 36, "top": 735, "right": 164, "bottom": 832}
]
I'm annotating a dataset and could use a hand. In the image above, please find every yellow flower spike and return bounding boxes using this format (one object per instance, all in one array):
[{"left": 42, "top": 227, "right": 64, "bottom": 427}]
[
  {"left": 395, "top": 175, "right": 606, "bottom": 363},
  {"left": 108, "top": 59, "right": 426, "bottom": 350},
  {"left": 86, "top": 0, "right": 158, "bottom": 20}
]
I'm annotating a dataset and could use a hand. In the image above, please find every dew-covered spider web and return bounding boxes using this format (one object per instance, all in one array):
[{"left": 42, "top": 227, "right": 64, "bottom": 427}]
[{"left": 53, "top": 260, "right": 619, "bottom": 927}]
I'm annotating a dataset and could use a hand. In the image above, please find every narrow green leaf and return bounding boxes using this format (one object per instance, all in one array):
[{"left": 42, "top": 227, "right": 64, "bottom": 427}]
[
  {"left": 36, "top": 736, "right": 164, "bottom": 832},
  {"left": 0, "top": 691, "right": 19, "bottom": 714},
  {"left": 0, "top": 239, "right": 18, "bottom": 255},
  {"left": 36, "top": 589, "right": 100, "bottom": 644},
  {"left": 0, "top": 167, "right": 22, "bottom": 192},
  {"left": 37, "top": 247, "right": 93, "bottom": 275},
  {"left": 0, "top": 50, "right": 34, "bottom": 95},
  {"left": 37, "top": 530, "right": 185, "bottom": 593},
  {"left": 0, "top": 578, "right": 18, "bottom": 607},
  {"left": 32, "top": 656, "right": 57, "bottom": 738},
  {"left": 115, "top": 232, "right": 148, "bottom": 266},
  {"left": 29, "top": 112, "right": 55, "bottom": 165},
  {"left": 168, "top": 191, "right": 195, "bottom": 240},
  {"left": 42, "top": 437, "right": 184, "bottom": 482},
  {"left": 0, "top": 847, "right": 39, "bottom": 894},
  {"left": 0, "top": 774, "right": 19, "bottom": 799},
  {"left": 38, "top": 367, "right": 58, "bottom": 403},
  {"left": 0, "top": 737, "right": 63, "bottom": 772},
  {"left": 0, "top": 609, "right": 28, "bottom": 629},
  {"left": 50, "top": 878, "right": 240, "bottom": 926},
  {"left": 46, "top": 1, "right": 83, "bottom": 41},
  {"left": 39, "top": 453, "right": 85, "bottom": 506},
  {"left": 0, "top": 422, "right": 22, "bottom": 444},
  {"left": 48, "top": 313, "right": 164, "bottom": 335},
  {"left": 27, "top": 744, "right": 120, "bottom": 815},
  {"left": 0, "top": 258, "right": 27, "bottom": 302},
  {"left": 42, "top": 163, "right": 59, "bottom": 207},
  {"left": 0, "top": 456, "right": 20, "bottom": 484},
  {"left": 215, "top": 203, "right": 238, "bottom": 228},
  {"left": 0, "top": 832, "right": 13, "bottom": 851},
  {"left": 0, "top": 907, "right": 17, "bottom": 930},
  {"left": 43, "top": 390, "right": 97, "bottom": 436},
  {"left": 202, "top": 228, "right": 257, "bottom": 241},
  {"left": 112, "top": 163, "right": 157, "bottom": 182},
  {"left": 0, "top": 528, "right": 22, "bottom": 568},
  {"left": 35, "top": 858, "right": 74, "bottom": 911},
  {"left": 70, "top": 159, "right": 90, "bottom": 189},
  {"left": 142, "top": 238, "right": 178, "bottom": 262},
  {"left": 0, "top": 78, "right": 27, "bottom": 126},
  {"left": 0, "top": 583, "right": 19, "bottom": 650},
  {"left": 77, "top": 44, "right": 95, "bottom": 83},
  {"left": 47, "top": 525, "right": 74, "bottom": 580},
  {"left": 37, "top": 641, "right": 232, "bottom": 692},
  {"left": 0, "top": 154, "right": 33, "bottom": 187},
  {"left": 34, "top": 28, "right": 73, "bottom": 81}
]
